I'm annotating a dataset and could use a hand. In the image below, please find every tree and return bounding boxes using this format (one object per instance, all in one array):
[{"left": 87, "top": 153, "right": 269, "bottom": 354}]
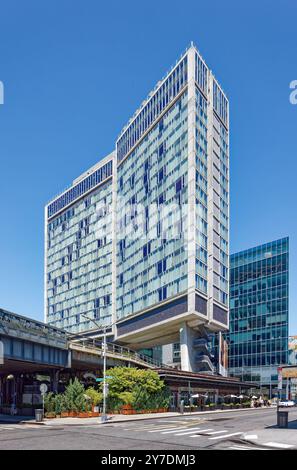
[
  {"left": 85, "top": 387, "right": 103, "bottom": 406},
  {"left": 64, "top": 378, "right": 86, "bottom": 412},
  {"left": 101, "top": 367, "right": 169, "bottom": 410},
  {"left": 104, "top": 367, "right": 165, "bottom": 397}
]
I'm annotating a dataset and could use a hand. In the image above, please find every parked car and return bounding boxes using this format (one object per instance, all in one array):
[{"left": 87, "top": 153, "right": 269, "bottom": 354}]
[{"left": 278, "top": 400, "right": 295, "bottom": 407}]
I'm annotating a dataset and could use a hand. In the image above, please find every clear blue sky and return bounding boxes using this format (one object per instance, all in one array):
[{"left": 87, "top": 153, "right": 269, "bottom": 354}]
[{"left": 0, "top": 0, "right": 296, "bottom": 332}]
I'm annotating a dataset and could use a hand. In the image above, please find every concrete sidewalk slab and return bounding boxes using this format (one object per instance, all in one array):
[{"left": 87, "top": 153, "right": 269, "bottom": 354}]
[{"left": 244, "top": 426, "right": 297, "bottom": 449}]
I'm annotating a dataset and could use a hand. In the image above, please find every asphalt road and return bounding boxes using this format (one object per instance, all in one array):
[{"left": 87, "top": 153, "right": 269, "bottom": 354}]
[{"left": 0, "top": 408, "right": 296, "bottom": 450}]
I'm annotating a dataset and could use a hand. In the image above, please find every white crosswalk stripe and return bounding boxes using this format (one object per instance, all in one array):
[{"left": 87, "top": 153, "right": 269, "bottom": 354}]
[
  {"left": 208, "top": 432, "right": 243, "bottom": 440},
  {"left": 175, "top": 428, "right": 202, "bottom": 436},
  {"left": 262, "top": 442, "right": 294, "bottom": 449},
  {"left": 149, "top": 426, "right": 188, "bottom": 433},
  {"left": 229, "top": 445, "right": 266, "bottom": 451},
  {"left": 161, "top": 426, "right": 195, "bottom": 434},
  {"left": 206, "top": 430, "right": 228, "bottom": 435},
  {"left": 228, "top": 446, "right": 253, "bottom": 451},
  {"left": 123, "top": 424, "right": 171, "bottom": 431},
  {"left": 189, "top": 429, "right": 214, "bottom": 435}
]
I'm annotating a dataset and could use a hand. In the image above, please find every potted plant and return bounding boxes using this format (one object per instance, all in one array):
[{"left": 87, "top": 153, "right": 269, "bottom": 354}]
[
  {"left": 54, "top": 394, "right": 63, "bottom": 418},
  {"left": 64, "top": 378, "right": 86, "bottom": 417},
  {"left": 44, "top": 392, "right": 56, "bottom": 418},
  {"left": 78, "top": 403, "right": 89, "bottom": 418},
  {"left": 85, "top": 387, "right": 103, "bottom": 417}
]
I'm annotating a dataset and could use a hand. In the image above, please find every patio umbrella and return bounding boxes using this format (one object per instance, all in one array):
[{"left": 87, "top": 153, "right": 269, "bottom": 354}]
[{"left": 252, "top": 396, "right": 258, "bottom": 399}]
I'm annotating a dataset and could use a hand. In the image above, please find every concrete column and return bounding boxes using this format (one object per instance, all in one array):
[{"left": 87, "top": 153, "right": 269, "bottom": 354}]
[
  {"left": 180, "top": 322, "right": 197, "bottom": 372},
  {"left": 52, "top": 370, "right": 60, "bottom": 393}
]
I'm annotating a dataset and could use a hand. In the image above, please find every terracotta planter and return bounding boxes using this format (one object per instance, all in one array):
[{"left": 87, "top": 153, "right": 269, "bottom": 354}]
[
  {"left": 122, "top": 404, "right": 132, "bottom": 410},
  {"left": 68, "top": 411, "right": 78, "bottom": 417},
  {"left": 61, "top": 412, "right": 69, "bottom": 418},
  {"left": 78, "top": 412, "right": 89, "bottom": 418},
  {"left": 45, "top": 412, "right": 56, "bottom": 419}
]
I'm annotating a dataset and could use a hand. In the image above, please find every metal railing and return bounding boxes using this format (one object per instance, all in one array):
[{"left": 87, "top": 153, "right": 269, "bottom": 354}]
[{"left": 70, "top": 338, "right": 174, "bottom": 370}]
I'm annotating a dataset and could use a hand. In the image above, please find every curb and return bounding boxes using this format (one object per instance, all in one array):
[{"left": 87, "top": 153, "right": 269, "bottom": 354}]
[{"left": 38, "top": 406, "right": 274, "bottom": 427}]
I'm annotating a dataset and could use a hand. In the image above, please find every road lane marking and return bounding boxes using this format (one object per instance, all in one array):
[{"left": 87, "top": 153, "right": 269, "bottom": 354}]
[
  {"left": 262, "top": 442, "right": 294, "bottom": 449},
  {"left": 189, "top": 429, "right": 214, "bottom": 436},
  {"left": 228, "top": 446, "right": 252, "bottom": 450},
  {"left": 208, "top": 432, "right": 243, "bottom": 440},
  {"left": 244, "top": 434, "right": 258, "bottom": 440},
  {"left": 175, "top": 428, "right": 201, "bottom": 436},
  {"left": 123, "top": 424, "right": 171, "bottom": 431},
  {"left": 148, "top": 426, "right": 189, "bottom": 433},
  {"left": 206, "top": 430, "right": 228, "bottom": 435},
  {"left": 161, "top": 427, "right": 195, "bottom": 434}
]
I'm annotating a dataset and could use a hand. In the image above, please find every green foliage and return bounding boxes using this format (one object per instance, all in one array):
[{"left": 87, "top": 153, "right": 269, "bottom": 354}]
[
  {"left": 44, "top": 392, "right": 55, "bottom": 413},
  {"left": 53, "top": 394, "right": 65, "bottom": 415},
  {"left": 102, "top": 368, "right": 171, "bottom": 411},
  {"left": 118, "top": 391, "right": 134, "bottom": 405},
  {"left": 85, "top": 387, "right": 103, "bottom": 406},
  {"left": 64, "top": 378, "right": 87, "bottom": 412},
  {"left": 104, "top": 367, "right": 165, "bottom": 396}
]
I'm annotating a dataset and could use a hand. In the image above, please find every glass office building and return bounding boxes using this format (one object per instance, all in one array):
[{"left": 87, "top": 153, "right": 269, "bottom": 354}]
[
  {"left": 229, "top": 238, "right": 289, "bottom": 396},
  {"left": 45, "top": 154, "right": 114, "bottom": 333},
  {"left": 45, "top": 44, "right": 230, "bottom": 372}
]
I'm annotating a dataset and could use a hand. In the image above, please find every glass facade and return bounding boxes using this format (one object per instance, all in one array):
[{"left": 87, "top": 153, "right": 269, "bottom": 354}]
[
  {"left": 116, "top": 45, "right": 229, "bottom": 330},
  {"left": 46, "top": 44, "right": 229, "bottom": 347},
  {"left": 45, "top": 156, "right": 114, "bottom": 333},
  {"left": 195, "top": 86, "right": 229, "bottom": 305},
  {"left": 116, "top": 90, "right": 189, "bottom": 319},
  {"left": 228, "top": 237, "right": 289, "bottom": 393}
]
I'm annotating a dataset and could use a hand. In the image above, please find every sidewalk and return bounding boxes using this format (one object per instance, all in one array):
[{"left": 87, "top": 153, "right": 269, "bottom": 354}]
[
  {"left": 30, "top": 406, "right": 274, "bottom": 427},
  {"left": 0, "top": 414, "right": 36, "bottom": 424},
  {"left": 243, "top": 419, "right": 297, "bottom": 449}
]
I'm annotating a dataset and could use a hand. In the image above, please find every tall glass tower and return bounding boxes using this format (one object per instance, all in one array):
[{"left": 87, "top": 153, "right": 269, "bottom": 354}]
[
  {"left": 229, "top": 238, "right": 289, "bottom": 396},
  {"left": 45, "top": 44, "right": 230, "bottom": 372}
]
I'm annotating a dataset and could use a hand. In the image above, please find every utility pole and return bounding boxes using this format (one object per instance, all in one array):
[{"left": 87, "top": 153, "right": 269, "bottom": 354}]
[
  {"left": 102, "top": 325, "right": 108, "bottom": 423},
  {"left": 81, "top": 314, "right": 116, "bottom": 423}
]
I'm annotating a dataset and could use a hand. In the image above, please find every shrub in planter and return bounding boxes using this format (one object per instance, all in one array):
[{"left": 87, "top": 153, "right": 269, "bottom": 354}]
[
  {"left": 85, "top": 387, "right": 103, "bottom": 412},
  {"left": 44, "top": 392, "right": 55, "bottom": 414},
  {"left": 78, "top": 403, "right": 89, "bottom": 418},
  {"left": 54, "top": 394, "right": 64, "bottom": 417},
  {"left": 64, "top": 378, "right": 87, "bottom": 414}
]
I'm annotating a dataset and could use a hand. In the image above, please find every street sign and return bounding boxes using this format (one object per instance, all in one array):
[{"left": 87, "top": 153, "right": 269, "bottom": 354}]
[
  {"left": 103, "top": 383, "right": 109, "bottom": 398},
  {"left": 96, "top": 376, "right": 113, "bottom": 382},
  {"left": 277, "top": 367, "right": 283, "bottom": 390},
  {"left": 40, "top": 383, "right": 48, "bottom": 395}
]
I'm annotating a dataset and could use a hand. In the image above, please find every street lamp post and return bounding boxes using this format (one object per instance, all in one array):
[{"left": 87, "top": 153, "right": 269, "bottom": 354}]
[
  {"left": 81, "top": 314, "right": 115, "bottom": 423},
  {"left": 101, "top": 324, "right": 108, "bottom": 423}
]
